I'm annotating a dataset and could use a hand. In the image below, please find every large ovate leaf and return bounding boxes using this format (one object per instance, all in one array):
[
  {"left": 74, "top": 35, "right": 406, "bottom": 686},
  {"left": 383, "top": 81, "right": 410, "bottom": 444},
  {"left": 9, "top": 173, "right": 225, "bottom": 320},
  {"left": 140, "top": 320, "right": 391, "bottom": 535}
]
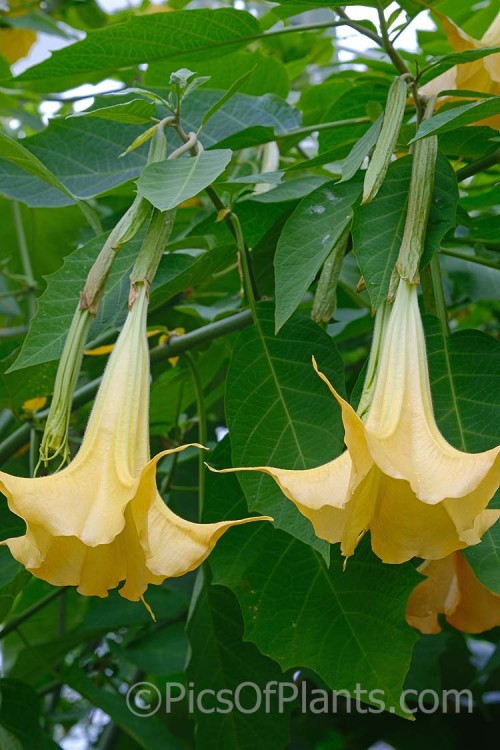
[
  {"left": 182, "top": 91, "right": 300, "bottom": 149},
  {"left": 150, "top": 245, "right": 236, "bottom": 311},
  {"left": 352, "top": 153, "right": 459, "bottom": 309},
  {"left": 274, "top": 178, "right": 362, "bottom": 332},
  {"left": 0, "top": 549, "right": 30, "bottom": 623},
  {"left": 70, "top": 97, "right": 156, "bottom": 124},
  {"left": 225, "top": 303, "right": 346, "bottom": 558},
  {"left": 12, "top": 9, "right": 260, "bottom": 92},
  {"left": 8, "top": 234, "right": 142, "bottom": 372},
  {"left": 0, "top": 131, "right": 99, "bottom": 229},
  {"left": 145, "top": 49, "right": 289, "bottom": 98},
  {"left": 412, "top": 98, "right": 500, "bottom": 141},
  {"left": 425, "top": 316, "right": 500, "bottom": 592},
  {"left": 136, "top": 150, "right": 232, "bottom": 211},
  {"left": 186, "top": 571, "right": 291, "bottom": 750},
  {"left": 205, "top": 438, "right": 419, "bottom": 717},
  {"left": 426, "top": 317, "right": 500, "bottom": 453},
  {"left": 0, "top": 118, "right": 146, "bottom": 207},
  {"left": 464, "top": 522, "right": 500, "bottom": 595}
]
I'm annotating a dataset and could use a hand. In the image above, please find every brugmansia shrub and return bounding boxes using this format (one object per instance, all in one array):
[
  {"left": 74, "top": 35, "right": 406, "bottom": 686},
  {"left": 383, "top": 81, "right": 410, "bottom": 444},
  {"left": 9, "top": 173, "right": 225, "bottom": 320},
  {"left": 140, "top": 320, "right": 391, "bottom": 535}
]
[{"left": 0, "top": 0, "right": 498, "bottom": 747}]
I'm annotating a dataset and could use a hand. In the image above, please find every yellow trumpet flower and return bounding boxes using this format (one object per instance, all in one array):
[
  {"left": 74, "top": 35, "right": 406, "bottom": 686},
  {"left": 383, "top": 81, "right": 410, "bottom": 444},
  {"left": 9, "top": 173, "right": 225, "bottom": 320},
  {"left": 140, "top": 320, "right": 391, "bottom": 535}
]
[
  {"left": 0, "top": 284, "right": 269, "bottom": 602},
  {"left": 214, "top": 280, "right": 500, "bottom": 564},
  {"left": 406, "top": 543, "right": 500, "bottom": 634},
  {"left": 420, "top": 11, "right": 500, "bottom": 128}
]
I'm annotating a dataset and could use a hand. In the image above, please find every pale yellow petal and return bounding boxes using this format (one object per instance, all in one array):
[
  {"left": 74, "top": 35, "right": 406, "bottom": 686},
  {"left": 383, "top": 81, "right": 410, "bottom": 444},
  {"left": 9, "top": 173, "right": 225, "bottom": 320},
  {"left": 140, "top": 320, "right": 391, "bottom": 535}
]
[
  {"left": 407, "top": 552, "right": 500, "bottom": 635},
  {"left": 447, "top": 553, "right": 500, "bottom": 633},
  {"left": 481, "top": 13, "right": 500, "bottom": 82},
  {"left": 1, "top": 507, "right": 163, "bottom": 601},
  {"left": 142, "top": 494, "right": 271, "bottom": 579},
  {"left": 0, "top": 465, "right": 135, "bottom": 547},
  {"left": 365, "top": 280, "right": 500, "bottom": 504},
  {"left": 311, "top": 356, "right": 373, "bottom": 483},
  {"left": 433, "top": 10, "right": 477, "bottom": 51},
  {"left": 406, "top": 555, "right": 461, "bottom": 634},
  {"left": 419, "top": 67, "right": 458, "bottom": 98},
  {"left": 370, "top": 474, "right": 470, "bottom": 563},
  {"left": 129, "top": 444, "right": 271, "bottom": 582}
]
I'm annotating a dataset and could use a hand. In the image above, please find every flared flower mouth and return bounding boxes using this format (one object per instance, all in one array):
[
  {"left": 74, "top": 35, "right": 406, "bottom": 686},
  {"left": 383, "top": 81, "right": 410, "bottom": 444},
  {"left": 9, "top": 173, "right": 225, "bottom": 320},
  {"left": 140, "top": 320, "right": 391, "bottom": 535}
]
[
  {"left": 0, "top": 284, "right": 271, "bottom": 602},
  {"left": 212, "top": 280, "right": 500, "bottom": 564}
]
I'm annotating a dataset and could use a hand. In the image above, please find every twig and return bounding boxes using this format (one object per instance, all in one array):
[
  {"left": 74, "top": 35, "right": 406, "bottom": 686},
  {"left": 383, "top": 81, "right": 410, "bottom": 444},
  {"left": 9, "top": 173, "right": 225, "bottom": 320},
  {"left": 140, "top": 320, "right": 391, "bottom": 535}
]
[{"left": 12, "top": 202, "right": 36, "bottom": 320}]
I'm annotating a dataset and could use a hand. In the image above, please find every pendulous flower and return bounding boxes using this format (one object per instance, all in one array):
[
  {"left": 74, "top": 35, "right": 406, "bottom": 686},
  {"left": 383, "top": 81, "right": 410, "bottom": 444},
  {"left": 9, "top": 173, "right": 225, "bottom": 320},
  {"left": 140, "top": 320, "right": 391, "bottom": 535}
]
[
  {"left": 406, "top": 540, "right": 500, "bottom": 634},
  {"left": 420, "top": 11, "right": 500, "bottom": 128},
  {"left": 0, "top": 284, "right": 269, "bottom": 602},
  {"left": 214, "top": 279, "right": 500, "bottom": 564}
]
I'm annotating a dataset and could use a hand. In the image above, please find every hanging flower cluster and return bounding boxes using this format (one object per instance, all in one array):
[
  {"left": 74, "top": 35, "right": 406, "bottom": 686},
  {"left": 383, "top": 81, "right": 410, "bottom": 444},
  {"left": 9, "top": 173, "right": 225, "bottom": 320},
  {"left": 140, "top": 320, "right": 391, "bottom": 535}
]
[
  {"left": 0, "top": 284, "right": 269, "bottom": 603},
  {"left": 214, "top": 279, "right": 500, "bottom": 565}
]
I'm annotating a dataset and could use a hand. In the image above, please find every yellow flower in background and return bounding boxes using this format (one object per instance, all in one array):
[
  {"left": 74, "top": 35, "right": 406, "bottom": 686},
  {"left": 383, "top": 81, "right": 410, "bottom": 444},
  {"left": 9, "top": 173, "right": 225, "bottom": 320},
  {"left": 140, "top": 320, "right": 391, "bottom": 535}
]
[
  {"left": 406, "top": 541, "right": 500, "bottom": 634},
  {"left": 0, "top": 284, "right": 269, "bottom": 603},
  {"left": 0, "top": 2, "right": 37, "bottom": 64},
  {"left": 420, "top": 11, "right": 500, "bottom": 128},
  {"left": 214, "top": 280, "right": 500, "bottom": 564}
]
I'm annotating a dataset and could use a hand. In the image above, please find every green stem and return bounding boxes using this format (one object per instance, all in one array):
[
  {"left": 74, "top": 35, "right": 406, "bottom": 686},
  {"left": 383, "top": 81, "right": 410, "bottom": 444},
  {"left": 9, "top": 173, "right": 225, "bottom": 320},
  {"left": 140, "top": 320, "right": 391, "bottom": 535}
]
[
  {"left": 12, "top": 202, "right": 36, "bottom": 320},
  {"left": 334, "top": 8, "right": 383, "bottom": 46},
  {"left": 0, "top": 310, "right": 253, "bottom": 466},
  {"left": 440, "top": 247, "right": 500, "bottom": 270},
  {"left": 455, "top": 149, "right": 500, "bottom": 181},
  {"left": 375, "top": 1, "right": 424, "bottom": 121},
  {"left": 375, "top": 2, "right": 409, "bottom": 77},
  {"left": 173, "top": 121, "right": 260, "bottom": 305},
  {"left": 0, "top": 587, "right": 65, "bottom": 640},
  {"left": 184, "top": 352, "right": 207, "bottom": 518},
  {"left": 283, "top": 116, "right": 370, "bottom": 139}
]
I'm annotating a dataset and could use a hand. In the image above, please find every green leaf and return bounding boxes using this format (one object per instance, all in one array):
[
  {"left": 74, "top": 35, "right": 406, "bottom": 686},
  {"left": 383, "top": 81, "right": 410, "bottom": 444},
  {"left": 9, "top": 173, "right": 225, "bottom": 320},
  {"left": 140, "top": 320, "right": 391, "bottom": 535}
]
[
  {"left": 63, "top": 664, "right": 187, "bottom": 750},
  {"left": 117, "top": 622, "right": 188, "bottom": 675},
  {"left": 425, "top": 318, "right": 500, "bottom": 454},
  {"left": 0, "top": 679, "right": 59, "bottom": 750},
  {"left": 0, "top": 549, "right": 31, "bottom": 623},
  {"left": 0, "top": 131, "right": 99, "bottom": 230},
  {"left": 145, "top": 50, "right": 289, "bottom": 98},
  {"left": 318, "top": 79, "right": 391, "bottom": 161},
  {"left": 422, "top": 45, "right": 500, "bottom": 76},
  {"left": 136, "top": 150, "right": 232, "bottom": 211},
  {"left": 0, "top": 726, "right": 22, "bottom": 750},
  {"left": 200, "top": 69, "right": 255, "bottom": 129},
  {"left": 182, "top": 91, "right": 300, "bottom": 149},
  {"left": 70, "top": 97, "right": 156, "bottom": 124},
  {"left": 205, "top": 439, "right": 419, "bottom": 716},
  {"left": 0, "top": 118, "right": 147, "bottom": 207},
  {"left": 274, "top": 179, "right": 361, "bottom": 331},
  {"left": 0, "top": 131, "right": 75, "bottom": 202},
  {"left": 424, "top": 317, "right": 500, "bottom": 594},
  {"left": 150, "top": 245, "right": 236, "bottom": 311},
  {"left": 464, "top": 521, "right": 500, "bottom": 594},
  {"left": 338, "top": 114, "right": 383, "bottom": 183},
  {"left": 186, "top": 571, "right": 291, "bottom": 750},
  {"left": 352, "top": 153, "right": 458, "bottom": 309},
  {"left": 9, "top": 233, "right": 143, "bottom": 372},
  {"left": 411, "top": 98, "right": 500, "bottom": 142},
  {"left": 225, "top": 303, "right": 347, "bottom": 558},
  {"left": 12, "top": 9, "right": 260, "bottom": 92}
]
